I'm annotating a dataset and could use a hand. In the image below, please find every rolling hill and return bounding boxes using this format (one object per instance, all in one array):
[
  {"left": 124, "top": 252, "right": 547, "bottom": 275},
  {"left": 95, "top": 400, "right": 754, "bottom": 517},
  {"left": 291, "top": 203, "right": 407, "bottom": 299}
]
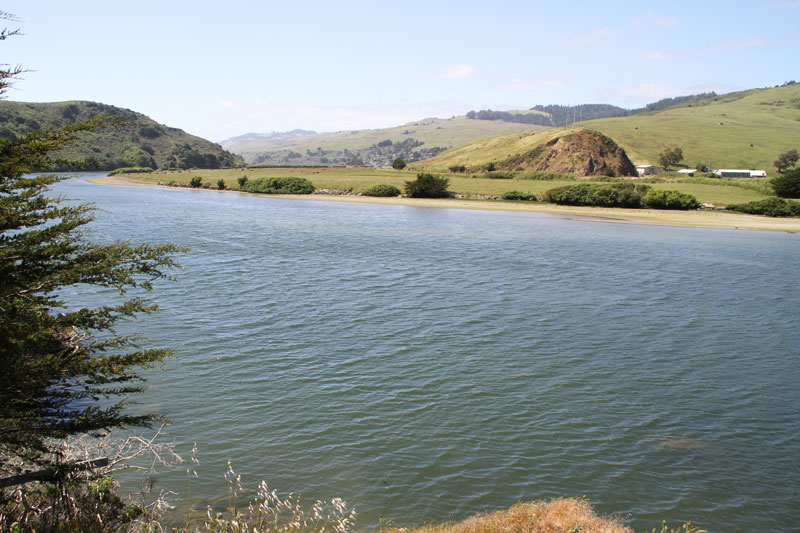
[
  {"left": 0, "top": 100, "right": 243, "bottom": 170},
  {"left": 419, "top": 84, "right": 800, "bottom": 175},
  {"left": 220, "top": 116, "right": 549, "bottom": 167}
]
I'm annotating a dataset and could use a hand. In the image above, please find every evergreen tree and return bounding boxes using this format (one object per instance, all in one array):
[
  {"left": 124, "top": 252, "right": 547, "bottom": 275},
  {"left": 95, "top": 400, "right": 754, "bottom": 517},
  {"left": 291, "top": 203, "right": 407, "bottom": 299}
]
[{"left": 0, "top": 12, "right": 183, "bottom": 481}]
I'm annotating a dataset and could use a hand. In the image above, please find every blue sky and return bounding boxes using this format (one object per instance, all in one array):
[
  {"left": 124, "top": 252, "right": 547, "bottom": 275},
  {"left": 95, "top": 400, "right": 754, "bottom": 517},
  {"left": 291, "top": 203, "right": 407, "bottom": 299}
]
[{"left": 3, "top": 1, "right": 799, "bottom": 141}]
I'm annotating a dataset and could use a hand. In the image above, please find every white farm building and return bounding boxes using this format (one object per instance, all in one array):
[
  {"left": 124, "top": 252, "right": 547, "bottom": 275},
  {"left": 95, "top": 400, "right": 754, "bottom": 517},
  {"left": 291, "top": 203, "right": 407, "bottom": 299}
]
[{"left": 713, "top": 169, "right": 767, "bottom": 178}]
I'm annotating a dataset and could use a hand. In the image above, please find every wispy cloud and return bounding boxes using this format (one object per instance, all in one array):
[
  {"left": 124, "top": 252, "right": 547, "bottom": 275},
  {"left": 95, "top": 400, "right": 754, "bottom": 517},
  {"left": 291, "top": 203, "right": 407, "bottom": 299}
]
[
  {"left": 218, "top": 100, "right": 235, "bottom": 108},
  {"left": 628, "top": 11, "right": 679, "bottom": 28},
  {"left": 562, "top": 28, "right": 618, "bottom": 48},
  {"left": 436, "top": 64, "right": 476, "bottom": 80}
]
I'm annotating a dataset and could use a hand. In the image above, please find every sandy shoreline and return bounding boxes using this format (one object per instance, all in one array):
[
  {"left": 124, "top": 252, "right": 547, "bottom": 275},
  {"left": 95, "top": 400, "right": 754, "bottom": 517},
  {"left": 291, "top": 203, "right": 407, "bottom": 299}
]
[{"left": 89, "top": 175, "right": 800, "bottom": 233}]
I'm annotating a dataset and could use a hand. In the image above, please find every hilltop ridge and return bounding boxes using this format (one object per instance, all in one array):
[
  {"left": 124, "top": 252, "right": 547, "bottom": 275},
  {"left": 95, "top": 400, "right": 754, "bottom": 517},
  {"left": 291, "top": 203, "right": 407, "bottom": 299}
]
[{"left": 0, "top": 100, "right": 243, "bottom": 170}]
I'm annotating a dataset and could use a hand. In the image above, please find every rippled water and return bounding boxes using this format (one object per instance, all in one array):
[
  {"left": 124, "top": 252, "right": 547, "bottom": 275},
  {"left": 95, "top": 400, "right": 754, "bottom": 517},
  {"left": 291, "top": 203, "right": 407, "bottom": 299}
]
[{"left": 56, "top": 176, "right": 800, "bottom": 531}]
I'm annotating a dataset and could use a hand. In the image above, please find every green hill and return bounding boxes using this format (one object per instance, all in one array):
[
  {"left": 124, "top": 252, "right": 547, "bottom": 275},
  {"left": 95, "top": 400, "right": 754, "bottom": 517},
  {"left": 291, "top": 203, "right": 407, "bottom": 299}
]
[
  {"left": 0, "top": 100, "right": 243, "bottom": 170},
  {"left": 420, "top": 84, "right": 800, "bottom": 175},
  {"left": 222, "top": 116, "right": 548, "bottom": 166},
  {"left": 586, "top": 84, "right": 800, "bottom": 171}
]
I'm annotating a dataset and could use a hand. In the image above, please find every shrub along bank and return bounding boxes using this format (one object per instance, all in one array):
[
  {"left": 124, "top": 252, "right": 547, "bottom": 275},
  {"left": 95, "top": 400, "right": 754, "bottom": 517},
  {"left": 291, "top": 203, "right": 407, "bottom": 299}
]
[
  {"left": 539, "top": 182, "right": 701, "bottom": 210},
  {"left": 241, "top": 176, "right": 315, "bottom": 194}
]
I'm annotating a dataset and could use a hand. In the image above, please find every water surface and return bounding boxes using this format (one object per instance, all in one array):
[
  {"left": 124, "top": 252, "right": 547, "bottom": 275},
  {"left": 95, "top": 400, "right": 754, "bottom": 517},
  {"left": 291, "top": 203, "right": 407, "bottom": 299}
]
[{"left": 57, "top": 176, "right": 800, "bottom": 531}]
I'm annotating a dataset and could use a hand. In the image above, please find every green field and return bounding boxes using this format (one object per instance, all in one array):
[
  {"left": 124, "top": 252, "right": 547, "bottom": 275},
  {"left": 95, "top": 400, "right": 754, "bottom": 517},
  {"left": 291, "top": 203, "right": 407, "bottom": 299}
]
[{"left": 125, "top": 167, "right": 773, "bottom": 207}]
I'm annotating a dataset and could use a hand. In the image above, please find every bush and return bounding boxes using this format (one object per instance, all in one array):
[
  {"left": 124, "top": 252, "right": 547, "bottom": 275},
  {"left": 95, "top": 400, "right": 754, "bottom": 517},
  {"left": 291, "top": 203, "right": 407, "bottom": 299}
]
[
  {"left": 241, "top": 176, "right": 315, "bottom": 194},
  {"left": 392, "top": 157, "right": 407, "bottom": 170},
  {"left": 542, "top": 182, "right": 647, "bottom": 208},
  {"left": 484, "top": 162, "right": 497, "bottom": 172},
  {"left": 643, "top": 189, "right": 701, "bottom": 210},
  {"left": 485, "top": 171, "right": 515, "bottom": 179},
  {"left": 189, "top": 176, "right": 203, "bottom": 188},
  {"left": 404, "top": 173, "right": 450, "bottom": 198},
  {"left": 237, "top": 175, "right": 248, "bottom": 188},
  {"left": 108, "top": 167, "right": 154, "bottom": 176},
  {"left": 362, "top": 184, "right": 401, "bottom": 197},
  {"left": 771, "top": 168, "right": 800, "bottom": 198},
  {"left": 449, "top": 165, "right": 467, "bottom": 173},
  {"left": 217, "top": 179, "right": 226, "bottom": 190},
  {"left": 726, "top": 197, "right": 800, "bottom": 217},
  {"left": 501, "top": 190, "right": 536, "bottom": 201}
]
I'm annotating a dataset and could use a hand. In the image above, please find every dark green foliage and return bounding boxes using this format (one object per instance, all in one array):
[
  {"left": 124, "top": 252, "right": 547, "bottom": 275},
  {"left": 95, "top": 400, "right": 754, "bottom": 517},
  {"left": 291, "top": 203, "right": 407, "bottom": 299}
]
[
  {"left": 726, "top": 197, "right": 800, "bottom": 217},
  {"left": 774, "top": 149, "right": 798, "bottom": 173},
  {"left": 404, "top": 173, "right": 450, "bottom": 198},
  {"left": 485, "top": 171, "right": 515, "bottom": 179},
  {"left": 392, "top": 157, "right": 407, "bottom": 170},
  {"left": 242, "top": 176, "right": 315, "bottom": 194},
  {"left": 449, "top": 165, "right": 467, "bottom": 173},
  {"left": 189, "top": 176, "right": 203, "bottom": 188},
  {"left": 501, "top": 190, "right": 537, "bottom": 201},
  {"left": 484, "top": 162, "right": 497, "bottom": 172},
  {"left": 771, "top": 168, "right": 800, "bottom": 198},
  {"left": 643, "top": 189, "right": 701, "bottom": 210},
  {"left": 108, "top": 167, "right": 153, "bottom": 175},
  {"left": 137, "top": 124, "right": 164, "bottom": 139},
  {"left": 237, "top": 175, "right": 248, "bottom": 188},
  {"left": 362, "top": 184, "right": 401, "bottom": 197},
  {"left": 217, "top": 178, "right": 226, "bottom": 190},
  {"left": 657, "top": 146, "right": 683, "bottom": 170},
  {"left": 542, "top": 182, "right": 648, "bottom": 208},
  {"left": 0, "top": 122, "right": 183, "bottom": 475}
]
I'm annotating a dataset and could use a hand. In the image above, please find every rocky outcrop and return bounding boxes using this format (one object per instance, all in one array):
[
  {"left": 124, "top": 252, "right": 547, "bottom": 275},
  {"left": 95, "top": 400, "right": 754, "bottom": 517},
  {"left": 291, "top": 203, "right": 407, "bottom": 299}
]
[{"left": 497, "top": 129, "right": 638, "bottom": 177}]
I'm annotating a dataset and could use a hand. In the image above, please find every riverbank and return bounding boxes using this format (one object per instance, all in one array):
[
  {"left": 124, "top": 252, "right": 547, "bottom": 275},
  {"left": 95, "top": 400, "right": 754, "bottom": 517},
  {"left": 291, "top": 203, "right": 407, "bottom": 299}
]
[{"left": 89, "top": 174, "right": 800, "bottom": 232}]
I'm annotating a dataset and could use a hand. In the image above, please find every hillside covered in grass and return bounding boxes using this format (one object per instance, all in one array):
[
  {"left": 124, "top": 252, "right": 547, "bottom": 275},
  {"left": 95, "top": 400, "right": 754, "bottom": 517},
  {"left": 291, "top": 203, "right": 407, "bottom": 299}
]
[
  {"left": 0, "top": 100, "right": 243, "bottom": 170},
  {"left": 414, "top": 128, "right": 637, "bottom": 177},
  {"left": 418, "top": 84, "right": 799, "bottom": 176},
  {"left": 586, "top": 83, "right": 800, "bottom": 172},
  {"left": 221, "top": 116, "right": 549, "bottom": 166}
]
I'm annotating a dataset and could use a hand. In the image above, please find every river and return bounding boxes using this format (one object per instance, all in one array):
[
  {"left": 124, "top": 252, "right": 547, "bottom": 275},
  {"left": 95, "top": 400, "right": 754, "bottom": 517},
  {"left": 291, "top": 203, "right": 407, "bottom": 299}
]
[{"left": 54, "top": 175, "right": 800, "bottom": 531}]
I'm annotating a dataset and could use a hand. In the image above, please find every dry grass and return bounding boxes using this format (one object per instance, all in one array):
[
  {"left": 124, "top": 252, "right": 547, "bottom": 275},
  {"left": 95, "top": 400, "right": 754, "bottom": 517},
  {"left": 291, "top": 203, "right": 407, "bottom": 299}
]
[{"left": 383, "top": 498, "right": 631, "bottom": 533}]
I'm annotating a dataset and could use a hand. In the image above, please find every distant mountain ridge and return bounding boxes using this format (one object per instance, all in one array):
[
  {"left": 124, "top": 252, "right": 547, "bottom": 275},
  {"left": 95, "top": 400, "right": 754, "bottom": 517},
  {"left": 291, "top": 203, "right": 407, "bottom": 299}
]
[
  {"left": 467, "top": 93, "right": 719, "bottom": 127},
  {"left": 224, "top": 93, "right": 721, "bottom": 167},
  {"left": 0, "top": 100, "right": 243, "bottom": 170},
  {"left": 220, "top": 129, "right": 316, "bottom": 147}
]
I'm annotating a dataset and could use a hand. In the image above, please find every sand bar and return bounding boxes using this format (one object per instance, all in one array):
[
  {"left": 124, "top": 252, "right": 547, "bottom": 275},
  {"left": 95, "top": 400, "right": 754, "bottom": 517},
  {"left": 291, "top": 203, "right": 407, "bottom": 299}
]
[{"left": 89, "top": 175, "right": 800, "bottom": 233}]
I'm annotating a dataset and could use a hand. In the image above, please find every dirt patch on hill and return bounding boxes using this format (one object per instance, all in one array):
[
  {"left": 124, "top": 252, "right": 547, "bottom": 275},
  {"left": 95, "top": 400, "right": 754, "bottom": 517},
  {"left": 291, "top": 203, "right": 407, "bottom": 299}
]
[{"left": 498, "top": 129, "right": 638, "bottom": 177}]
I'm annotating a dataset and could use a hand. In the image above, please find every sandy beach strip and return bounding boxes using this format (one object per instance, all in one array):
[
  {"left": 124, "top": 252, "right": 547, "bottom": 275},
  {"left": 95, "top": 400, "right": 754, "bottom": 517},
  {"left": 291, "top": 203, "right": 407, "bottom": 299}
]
[{"left": 88, "top": 175, "right": 800, "bottom": 233}]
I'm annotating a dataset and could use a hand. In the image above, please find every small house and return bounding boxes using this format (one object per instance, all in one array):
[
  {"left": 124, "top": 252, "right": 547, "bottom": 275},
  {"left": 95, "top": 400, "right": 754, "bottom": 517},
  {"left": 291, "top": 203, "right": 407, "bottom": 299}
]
[
  {"left": 677, "top": 169, "right": 698, "bottom": 176},
  {"left": 636, "top": 165, "right": 661, "bottom": 176}
]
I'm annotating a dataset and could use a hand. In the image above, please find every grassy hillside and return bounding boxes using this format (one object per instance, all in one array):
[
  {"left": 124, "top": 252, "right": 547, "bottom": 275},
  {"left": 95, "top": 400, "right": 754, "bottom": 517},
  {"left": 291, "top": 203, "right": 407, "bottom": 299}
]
[
  {"left": 586, "top": 84, "right": 800, "bottom": 171},
  {"left": 419, "top": 84, "right": 800, "bottom": 176},
  {"left": 0, "top": 100, "right": 243, "bottom": 170},
  {"left": 224, "top": 116, "right": 548, "bottom": 166},
  {"left": 415, "top": 129, "right": 637, "bottom": 177}
]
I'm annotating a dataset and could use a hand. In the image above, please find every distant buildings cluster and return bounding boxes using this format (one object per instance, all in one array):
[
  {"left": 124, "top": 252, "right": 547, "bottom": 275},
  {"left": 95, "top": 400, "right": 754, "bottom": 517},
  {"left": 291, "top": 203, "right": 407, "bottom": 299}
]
[{"left": 635, "top": 165, "right": 767, "bottom": 178}]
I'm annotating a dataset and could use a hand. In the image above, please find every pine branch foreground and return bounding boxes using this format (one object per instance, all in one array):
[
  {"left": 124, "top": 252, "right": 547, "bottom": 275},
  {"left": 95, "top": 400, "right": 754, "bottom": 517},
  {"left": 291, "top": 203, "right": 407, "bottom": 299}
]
[{"left": 0, "top": 117, "right": 186, "bottom": 478}]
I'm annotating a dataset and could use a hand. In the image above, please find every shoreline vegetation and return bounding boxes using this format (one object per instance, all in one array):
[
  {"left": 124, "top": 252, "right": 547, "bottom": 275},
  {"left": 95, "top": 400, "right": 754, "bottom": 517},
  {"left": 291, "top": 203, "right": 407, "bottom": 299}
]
[{"left": 91, "top": 172, "right": 800, "bottom": 233}]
